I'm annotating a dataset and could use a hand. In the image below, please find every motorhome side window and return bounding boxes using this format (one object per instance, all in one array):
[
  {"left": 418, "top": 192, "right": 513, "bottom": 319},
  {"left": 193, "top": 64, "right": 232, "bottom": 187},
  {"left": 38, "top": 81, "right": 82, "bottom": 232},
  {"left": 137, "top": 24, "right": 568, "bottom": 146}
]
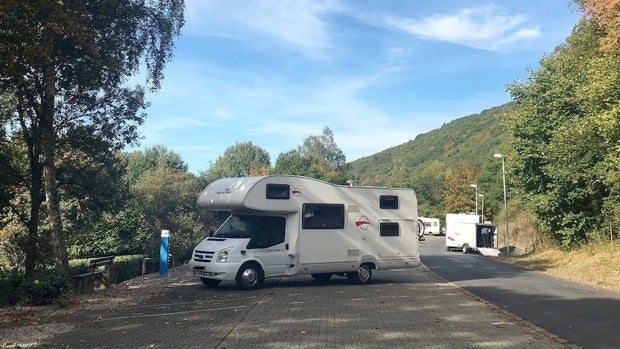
[
  {"left": 246, "top": 216, "right": 286, "bottom": 249},
  {"left": 266, "top": 184, "right": 290, "bottom": 200},
  {"left": 379, "top": 195, "right": 399, "bottom": 209},
  {"left": 380, "top": 222, "right": 400, "bottom": 236},
  {"left": 302, "top": 204, "right": 345, "bottom": 229}
]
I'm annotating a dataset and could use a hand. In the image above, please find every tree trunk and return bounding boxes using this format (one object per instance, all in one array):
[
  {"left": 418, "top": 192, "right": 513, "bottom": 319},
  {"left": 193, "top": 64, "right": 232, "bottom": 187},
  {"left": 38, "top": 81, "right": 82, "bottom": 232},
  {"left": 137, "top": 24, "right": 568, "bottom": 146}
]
[
  {"left": 43, "top": 143, "right": 67, "bottom": 271},
  {"left": 41, "top": 64, "right": 68, "bottom": 272},
  {"left": 25, "top": 148, "right": 43, "bottom": 276},
  {"left": 18, "top": 99, "right": 44, "bottom": 277}
]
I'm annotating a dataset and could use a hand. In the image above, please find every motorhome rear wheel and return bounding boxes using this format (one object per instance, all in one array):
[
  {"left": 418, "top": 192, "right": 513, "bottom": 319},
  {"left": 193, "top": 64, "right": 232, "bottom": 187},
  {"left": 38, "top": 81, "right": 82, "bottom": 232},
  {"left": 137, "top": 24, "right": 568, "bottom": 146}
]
[
  {"left": 462, "top": 244, "right": 470, "bottom": 254},
  {"left": 347, "top": 264, "right": 372, "bottom": 285}
]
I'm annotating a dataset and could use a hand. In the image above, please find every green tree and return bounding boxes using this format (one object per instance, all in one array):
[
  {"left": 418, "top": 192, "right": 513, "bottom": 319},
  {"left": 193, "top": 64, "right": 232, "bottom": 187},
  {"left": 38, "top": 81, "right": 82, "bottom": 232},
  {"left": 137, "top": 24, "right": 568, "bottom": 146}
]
[
  {"left": 0, "top": 93, "right": 19, "bottom": 215},
  {"left": 273, "top": 127, "right": 348, "bottom": 183},
  {"left": 0, "top": 0, "right": 184, "bottom": 273},
  {"left": 506, "top": 18, "right": 620, "bottom": 245},
  {"left": 272, "top": 149, "right": 313, "bottom": 176},
  {"left": 411, "top": 160, "right": 446, "bottom": 207},
  {"left": 443, "top": 161, "right": 479, "bottom": 213},
  {"left": 301, "top": 127, "right": 346, "bottom": 169},
  {"left": 130, "top": 166, "right": 205, "bottom": 261},
  {"left": 124, "top": 145, "right": 188, "bottom": 186},
  {"left": 201, "top": 142, "right": 271, "bottom": 184},
  {"left": 58, "top": 141, "right": 132, "bottom": 258}
]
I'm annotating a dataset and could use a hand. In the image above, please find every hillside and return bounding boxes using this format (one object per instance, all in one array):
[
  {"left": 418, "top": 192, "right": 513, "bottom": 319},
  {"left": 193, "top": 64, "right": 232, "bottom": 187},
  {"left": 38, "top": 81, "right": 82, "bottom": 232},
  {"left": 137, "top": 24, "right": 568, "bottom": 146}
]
[{"left": 347, "top": 103, "right": 516, "bottom": 186}]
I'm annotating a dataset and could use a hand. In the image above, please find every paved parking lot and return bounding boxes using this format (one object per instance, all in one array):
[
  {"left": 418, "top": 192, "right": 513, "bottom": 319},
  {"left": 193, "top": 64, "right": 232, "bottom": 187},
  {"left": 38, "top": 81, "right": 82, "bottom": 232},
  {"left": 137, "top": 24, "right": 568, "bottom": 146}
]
[{"left": 2, "top": 264, "right": 578, "bottom": 349}]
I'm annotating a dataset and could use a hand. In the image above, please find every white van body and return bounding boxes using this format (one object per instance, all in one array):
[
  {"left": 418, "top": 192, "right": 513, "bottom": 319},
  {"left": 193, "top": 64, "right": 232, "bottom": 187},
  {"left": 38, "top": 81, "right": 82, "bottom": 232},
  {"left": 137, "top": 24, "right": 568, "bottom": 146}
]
[
  {"left": 445, "top": 213, "right": 497, "bottom": 254},
  {"left": 419, "top": 216, "right": 440, "bottom": 235},
  {"left": 190, "top": 175, "right": 421, "bottom": 289}
]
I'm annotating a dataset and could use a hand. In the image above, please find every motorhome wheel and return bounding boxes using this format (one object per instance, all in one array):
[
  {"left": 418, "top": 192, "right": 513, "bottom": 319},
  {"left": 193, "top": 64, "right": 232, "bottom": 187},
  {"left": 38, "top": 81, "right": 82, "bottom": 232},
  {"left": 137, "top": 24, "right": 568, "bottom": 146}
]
[
  {"left": 311, "top": 273, "right": 333, "bottom": 282},
  {"left": 462, "top": 244, "right": 470, "bottom": 254},
  {"left": 236, "top": 263, "right": 264, "bottom": 290},
  {"left": 346, "top": 264, "right": 372, "bottom": 285},
  {"left": 200, "top": 278, "right": 222, "bottom": 288}
]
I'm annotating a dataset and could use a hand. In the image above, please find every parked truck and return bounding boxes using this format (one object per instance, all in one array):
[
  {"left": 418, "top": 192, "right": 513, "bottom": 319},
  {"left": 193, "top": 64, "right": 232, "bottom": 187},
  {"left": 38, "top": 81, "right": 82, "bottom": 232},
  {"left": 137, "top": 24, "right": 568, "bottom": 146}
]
[
  {"left": 189, "top": 175, "right": 422, "bottom": 289},
  {"left": 445, "top": 213, "right": 498, "bottom": 255}
]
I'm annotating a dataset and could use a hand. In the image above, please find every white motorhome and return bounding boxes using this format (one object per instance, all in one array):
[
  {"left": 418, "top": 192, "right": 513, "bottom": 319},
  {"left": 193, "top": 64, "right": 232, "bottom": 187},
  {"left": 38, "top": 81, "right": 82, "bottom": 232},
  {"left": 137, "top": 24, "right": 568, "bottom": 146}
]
[
  {"left": 190, "top": 175, "right": 421, "bottom": 289},
  {"left": 445, "top": 213, "right": 497, "bottom": 255},
  {"left": 419, "top": 216, "right": 441, "bottom": 235}
]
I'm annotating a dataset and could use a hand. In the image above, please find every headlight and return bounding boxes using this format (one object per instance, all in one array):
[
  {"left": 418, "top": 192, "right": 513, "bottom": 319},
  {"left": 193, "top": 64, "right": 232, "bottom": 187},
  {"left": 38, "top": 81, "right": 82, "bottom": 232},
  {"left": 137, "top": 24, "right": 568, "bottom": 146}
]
[{"left": 217, "top": 248, "right": 231, "bottom": 262}]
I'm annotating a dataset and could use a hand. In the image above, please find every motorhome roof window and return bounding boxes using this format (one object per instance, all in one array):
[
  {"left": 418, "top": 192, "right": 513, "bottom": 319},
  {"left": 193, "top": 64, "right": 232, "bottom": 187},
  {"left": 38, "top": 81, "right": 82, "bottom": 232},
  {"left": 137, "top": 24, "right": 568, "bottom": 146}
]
[
  {"left": 379, "top": 195, "right": 399, "bottom": 209},
  {"left": 266, "top": 184, "right": 290, "bottom": 200},
  {"left": 302, "top": 204, "right": 345, "bottom": 229},
  {"left": 380, "top": 222, "right": 400, "bottom": 236}
]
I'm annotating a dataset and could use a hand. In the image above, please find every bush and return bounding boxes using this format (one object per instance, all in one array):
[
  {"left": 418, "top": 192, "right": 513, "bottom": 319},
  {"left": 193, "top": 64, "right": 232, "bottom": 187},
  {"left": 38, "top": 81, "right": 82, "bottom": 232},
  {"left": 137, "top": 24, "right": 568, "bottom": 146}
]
[
  {"left": 109, "top": 255, "right": 146, "bottom": 284},
  {"left": 0, "top": 268, "right": 23, "bottom": 306},
  {"left": 68, "top": 258, "right": 91, "bottom": 275},
  {"left": 22, "top": 269, "right": 72, "bottom": 306}
]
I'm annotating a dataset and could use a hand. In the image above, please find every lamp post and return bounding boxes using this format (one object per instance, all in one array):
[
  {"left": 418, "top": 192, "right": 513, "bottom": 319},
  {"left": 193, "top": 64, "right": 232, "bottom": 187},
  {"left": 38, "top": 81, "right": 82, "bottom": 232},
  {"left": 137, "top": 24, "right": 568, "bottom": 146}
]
[
  {"left": 470, "top": 184, "right": 478, "bottom": 216},
  {"left": 479, "top": 194, "right": 484, "bottom": 222},
  {"left": 494, "top": 153, "right": 510, "bottom": 255}
]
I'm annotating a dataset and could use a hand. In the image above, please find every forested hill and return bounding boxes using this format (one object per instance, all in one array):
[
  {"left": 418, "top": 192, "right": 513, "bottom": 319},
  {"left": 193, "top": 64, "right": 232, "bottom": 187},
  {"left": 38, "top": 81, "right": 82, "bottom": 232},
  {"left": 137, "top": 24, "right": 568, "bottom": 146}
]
[{"left": 347, "top": 102, "right": 516, "bottom": 186}]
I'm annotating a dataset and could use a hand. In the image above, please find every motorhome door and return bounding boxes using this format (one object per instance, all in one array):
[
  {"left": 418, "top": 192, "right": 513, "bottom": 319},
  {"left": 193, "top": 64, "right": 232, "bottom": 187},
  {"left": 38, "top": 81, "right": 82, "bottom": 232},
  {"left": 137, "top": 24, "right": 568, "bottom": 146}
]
[{"left": 246, "top": 216, "right": 289, "bottom": 277}]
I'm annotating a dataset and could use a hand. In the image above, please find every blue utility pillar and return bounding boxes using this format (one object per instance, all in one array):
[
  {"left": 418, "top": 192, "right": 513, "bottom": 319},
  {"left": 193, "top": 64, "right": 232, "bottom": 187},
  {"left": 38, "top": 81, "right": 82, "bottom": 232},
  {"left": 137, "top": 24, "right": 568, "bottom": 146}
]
[{"left": 160, "top": 230, "right": 170, "bottom": 277}]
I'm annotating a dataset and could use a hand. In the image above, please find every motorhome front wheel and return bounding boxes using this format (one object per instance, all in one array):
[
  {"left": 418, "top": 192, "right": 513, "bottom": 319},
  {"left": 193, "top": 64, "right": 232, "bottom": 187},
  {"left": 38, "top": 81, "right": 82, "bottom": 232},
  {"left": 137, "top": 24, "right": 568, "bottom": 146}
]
[
  {"left": 200, "top": 278, "right": 222, "bottom": 288},
  {"left": 236, "top": 263, "right": 264, "bottom": 290},
  {"left": 311, "top": 273, "right": 333, "bottom": 282}
]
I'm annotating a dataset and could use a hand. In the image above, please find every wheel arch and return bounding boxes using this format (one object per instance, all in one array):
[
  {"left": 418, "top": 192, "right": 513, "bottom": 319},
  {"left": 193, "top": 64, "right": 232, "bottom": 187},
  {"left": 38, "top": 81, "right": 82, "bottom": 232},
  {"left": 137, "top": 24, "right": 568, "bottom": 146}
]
[
  {"left": 359, "top": 255, "right": 377, "bottom": 270},
  {"left": 238, "top": 259, "right": 265, "bottom": 275}
]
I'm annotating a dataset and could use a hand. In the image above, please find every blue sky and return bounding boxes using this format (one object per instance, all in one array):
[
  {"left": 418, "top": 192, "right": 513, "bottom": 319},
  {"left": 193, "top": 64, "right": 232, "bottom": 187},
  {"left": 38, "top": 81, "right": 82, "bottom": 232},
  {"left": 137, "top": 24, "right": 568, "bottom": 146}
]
[{"left": 134, "top": 0, "right": 581, "bottom": 174}]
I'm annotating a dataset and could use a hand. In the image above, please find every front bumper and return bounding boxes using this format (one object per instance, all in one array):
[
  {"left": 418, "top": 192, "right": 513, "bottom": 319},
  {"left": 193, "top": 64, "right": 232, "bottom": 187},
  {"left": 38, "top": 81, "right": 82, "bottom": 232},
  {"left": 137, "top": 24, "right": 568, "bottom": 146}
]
[{"left": 190, "top": 260, "right": 242, "bottom": 281}]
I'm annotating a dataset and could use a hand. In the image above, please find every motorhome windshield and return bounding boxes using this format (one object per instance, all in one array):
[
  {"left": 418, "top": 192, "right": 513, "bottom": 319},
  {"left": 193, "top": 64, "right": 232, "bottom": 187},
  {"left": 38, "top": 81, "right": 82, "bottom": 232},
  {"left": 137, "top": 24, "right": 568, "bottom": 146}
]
[{"left": 213, "top": 215, "right": 262, "bottom": 239}]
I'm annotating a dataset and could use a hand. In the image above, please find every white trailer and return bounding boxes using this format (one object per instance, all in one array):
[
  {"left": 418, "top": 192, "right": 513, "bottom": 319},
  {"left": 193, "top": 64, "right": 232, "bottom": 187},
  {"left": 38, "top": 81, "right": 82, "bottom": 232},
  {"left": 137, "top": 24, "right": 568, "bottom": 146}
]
[
  {"left": 190, "top": 175, "right": 421, "bottom": 289},
  {"left": 445, "top": 213, "right": 498, "bottom": 255},
  {"left": 419, "top": 216, "right": 441, "bottom": 235}
]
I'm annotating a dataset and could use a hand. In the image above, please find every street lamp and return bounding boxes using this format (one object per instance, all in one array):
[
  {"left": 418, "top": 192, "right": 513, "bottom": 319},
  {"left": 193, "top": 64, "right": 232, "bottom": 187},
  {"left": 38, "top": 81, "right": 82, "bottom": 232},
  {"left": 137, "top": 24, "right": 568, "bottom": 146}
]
[
  {"left": 494, "top": 153, "right": 510, "bottom": 255},
  {"left": 470, "top": 184, "right": 478, "bottom": 216},
  {"left": 478, "top": 194, "right": 485, "bottom": 222}
]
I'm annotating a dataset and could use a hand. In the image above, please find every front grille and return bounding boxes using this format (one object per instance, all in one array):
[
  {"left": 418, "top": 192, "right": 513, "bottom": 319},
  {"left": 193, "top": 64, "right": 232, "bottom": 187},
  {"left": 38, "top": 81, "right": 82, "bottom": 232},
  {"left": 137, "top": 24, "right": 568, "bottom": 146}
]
[
  {"left": 193, "top": 270, "right": 224, "bottom": 277},
  {"left": 194, "top": 250, "right": 215, "bottom": 263}
]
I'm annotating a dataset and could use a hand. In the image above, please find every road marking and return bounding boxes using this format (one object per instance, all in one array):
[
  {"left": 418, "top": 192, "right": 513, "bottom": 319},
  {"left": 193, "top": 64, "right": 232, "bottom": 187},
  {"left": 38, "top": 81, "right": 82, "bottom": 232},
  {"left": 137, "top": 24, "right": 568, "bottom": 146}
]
[
  {"left": 98, "top": 305, "right": 247, "bottom": 321},
  {"left": 126, "top": 296, "right": 256, "bottom": 309}
]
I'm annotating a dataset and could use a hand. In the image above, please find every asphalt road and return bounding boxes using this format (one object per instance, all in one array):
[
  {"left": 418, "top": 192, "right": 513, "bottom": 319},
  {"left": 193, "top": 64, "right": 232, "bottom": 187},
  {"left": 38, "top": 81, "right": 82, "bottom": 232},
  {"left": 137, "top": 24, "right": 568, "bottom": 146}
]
[{"left": 419, "top": 234, "right": 620, "bottom": 349}]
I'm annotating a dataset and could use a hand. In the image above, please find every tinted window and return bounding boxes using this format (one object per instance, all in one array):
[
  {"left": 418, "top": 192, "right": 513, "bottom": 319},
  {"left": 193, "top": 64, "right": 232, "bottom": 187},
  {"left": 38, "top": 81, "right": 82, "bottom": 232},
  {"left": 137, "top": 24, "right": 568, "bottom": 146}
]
[
  {"left": 302, "top": 204, "right": 345, "bottom": 229},
  {"left": 247, "top": 216, "right": 286, "bottom": 249},
  {"left": 380, "top": 195, "right": 399, "bottom": 209},
  {"left": 380, "top": 222, "right": 400, "bottom": 236},
  {"left": 214, "top": 215, "right": 285, "bottom": 247},
  {"left": 213, "top": 215, "right": 260, "bottom": 239},
  {"left": 266, "top": 184, "right": 290, "bottom": 200}
]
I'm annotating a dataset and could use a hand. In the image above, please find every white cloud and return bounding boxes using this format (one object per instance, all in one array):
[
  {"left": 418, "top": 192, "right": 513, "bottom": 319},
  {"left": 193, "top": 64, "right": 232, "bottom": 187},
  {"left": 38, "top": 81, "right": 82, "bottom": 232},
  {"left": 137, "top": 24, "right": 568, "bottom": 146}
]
[
  {"left": 385, "top": 4, "right": 541, "bottom": 51},
  {"left": 185, "top": 0, "right": 344, "bottom": 58},
  {"left": 230, "top": 67, "right": 424, "bottom": 162}
]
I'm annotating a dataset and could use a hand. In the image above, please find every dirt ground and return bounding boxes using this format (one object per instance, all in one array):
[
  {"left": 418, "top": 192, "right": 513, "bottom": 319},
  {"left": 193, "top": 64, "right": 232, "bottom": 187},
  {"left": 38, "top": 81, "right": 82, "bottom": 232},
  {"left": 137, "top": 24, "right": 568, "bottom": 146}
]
[
  {"left": 1, "top": 265, "right": 191, "bottom": 339},
  {"left": 508, "top": 241, "right": 620, "bottom": 293}
]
